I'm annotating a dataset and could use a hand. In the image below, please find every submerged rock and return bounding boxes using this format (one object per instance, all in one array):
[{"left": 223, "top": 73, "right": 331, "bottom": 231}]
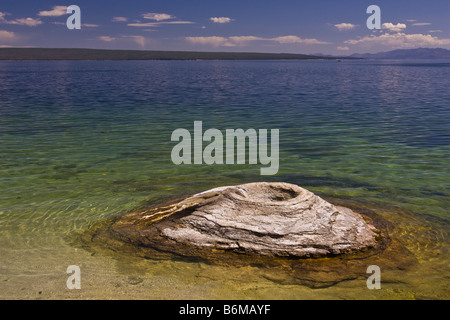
[
  {"left": 95, "top": 182, "right": 379, "bottom": 257},
  {"left": 80, "top": 182, "right": 417, "bottom": 288},
  {"left": 160, "top": 182, "right": 378, "bottom": 257}
]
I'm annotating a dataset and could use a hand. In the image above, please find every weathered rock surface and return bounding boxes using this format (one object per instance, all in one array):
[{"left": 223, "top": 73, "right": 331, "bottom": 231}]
[
  {"left": 80, "top": 182, "right": 417, "bottom": 288},
  {"left": 102, "top": 182, "right": 379, "bottom": 258}
]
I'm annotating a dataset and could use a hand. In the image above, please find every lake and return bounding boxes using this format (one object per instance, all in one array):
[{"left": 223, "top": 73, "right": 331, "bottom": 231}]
[{"left": 0, "top": 59, "right": 448, "bottom": 299}]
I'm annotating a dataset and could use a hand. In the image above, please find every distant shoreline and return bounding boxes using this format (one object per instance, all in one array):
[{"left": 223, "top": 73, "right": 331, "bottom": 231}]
[{"left": 0, "top": 48, "right": 351, "bottom": 61}]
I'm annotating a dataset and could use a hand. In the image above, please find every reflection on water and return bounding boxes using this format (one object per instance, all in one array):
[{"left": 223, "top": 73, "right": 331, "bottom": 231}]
[{"left": 0, "top": 60, "right": 448, "bottom": 299}]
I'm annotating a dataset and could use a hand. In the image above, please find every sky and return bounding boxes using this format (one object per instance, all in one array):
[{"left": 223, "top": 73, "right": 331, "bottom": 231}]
[{"left": 0, "top": 0, "right": 449, "bottom": 55}]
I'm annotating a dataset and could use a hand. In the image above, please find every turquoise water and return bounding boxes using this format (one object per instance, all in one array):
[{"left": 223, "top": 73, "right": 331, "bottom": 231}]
[{"left": 0, "top": 60, "right": 449, "bottom": 299}]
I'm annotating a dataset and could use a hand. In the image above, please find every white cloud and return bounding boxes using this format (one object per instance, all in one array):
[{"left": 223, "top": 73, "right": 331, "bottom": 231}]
[
  {"left": 271, "top": 35, "right": 329, "bottom": 44},
  {"left": 143, "top": 13, "right": 174, "bottom": 21},
  {"left": 162, "top": 21, "right": 194, "bottom": 25},
  {"left": 129, "top": 12, "right": 194, "bottom": 27},
  {"left": 0, "top": 30, "right": 16, "bottom": 41},
  {"left": 334, "top": 23, "right": 358, "bottom": 31},
  {"left": 186, "top": 36, "right": 234, "bottom": 47},
  {"left": 337, "top": 46, "right": 350, "bottom": 51},
  {"left": 210, "top": 17, "right": 233, "bottom": 24},
  {"left": 98, "top": 36, "right": 116, "bottom": 42},
  {"left": 127, "top": 22, "right": 158, "bottom": 27},
  {"left": 112, "top": 17, "right": 128, "bottom": 22},
  {"left": 128, "top": 21, "right": 194, "bottom": 27},
  {"left": 0, "top": 12, "right": 43, "bottom": 27},
  {"left": 123, "top": 35, "right": 147, "bottom": 48},
  {"left": 229, "top": 35, "right": 263, "bottom": 42},
  {"left": 38, "top": 6, "right": 67, "bottom": 17},
  {"left": 98, "top": 35, "right": 149, "bottom": 48},
  {"left": 411, "top": 22, "right": 431, "bottom": 26},
  {"left": 4, "top": 17, "right": 43, "bottom": 27},
  {"left": 382, "top": 23, "right": 407, "bottom": 32},
  {"left": 82, "top": 23, "right": 99, "bottom": 28},
  {"left": 345, "top": 33, "right": 450, "bottom": 48},
  {"left": 429, "top": 30, "right": 442, "bottom": 33},
  {"left": 186, "top": 35, "right": 329, "bottom": 47}
]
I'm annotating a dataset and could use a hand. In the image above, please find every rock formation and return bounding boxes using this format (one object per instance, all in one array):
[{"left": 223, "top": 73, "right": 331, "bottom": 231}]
[
  {"left": 81, "top": 182, "right": 417, "bottom": 288},
  {"left": 101, "top": 182, "right": 379, "bottom": 258}
]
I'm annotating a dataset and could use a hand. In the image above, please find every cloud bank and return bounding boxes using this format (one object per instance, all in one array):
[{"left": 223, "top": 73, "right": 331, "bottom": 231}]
[
  {"left": 210, "top": 17, "right": 233, "bottom": 24},
  {"left": 382, "top": 23, "right": 407, "bottom": 32},
  {"left": 0, "top": 12, "right": 42, "bottom": 27},
  {"left": 335, "top": 23, "right": 358, "bottom": 31},
  {"left": 185, "top": 35, "right": 329, "bottom": 47},
  {"left": 143, "top": 13, "right": 175, "bottom": 21},
  {"left": 345, "top": 33, "right": 450, "bottom": 48},
  {"left": 38, "top": 6, "right": 67, "bottom": 17}
]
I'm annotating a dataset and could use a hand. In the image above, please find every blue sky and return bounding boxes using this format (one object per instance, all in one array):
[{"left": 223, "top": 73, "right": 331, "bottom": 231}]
[{"left": 0, "top": 0, "right": 449, "bottom": 54}]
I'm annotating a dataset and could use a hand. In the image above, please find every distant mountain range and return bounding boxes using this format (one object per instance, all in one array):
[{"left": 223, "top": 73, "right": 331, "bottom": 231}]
[
  {"left": 1, "top": 47, "right": 449, "bottom": 61},
  {"left": 0, "top": 48, "right": 333, "bottom": 61},
  {"left": 350, "top": 48, "right": 450, "bottom": 59}
]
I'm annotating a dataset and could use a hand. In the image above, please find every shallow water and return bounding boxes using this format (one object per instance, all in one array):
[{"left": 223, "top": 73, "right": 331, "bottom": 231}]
[{"left": 0, "top": 60, "right": 448, "bottom": 299}]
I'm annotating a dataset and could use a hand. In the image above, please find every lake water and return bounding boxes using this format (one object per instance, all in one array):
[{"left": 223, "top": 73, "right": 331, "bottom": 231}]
[{"left": 0, "top": 60, "right": 449, "bottom": 299}]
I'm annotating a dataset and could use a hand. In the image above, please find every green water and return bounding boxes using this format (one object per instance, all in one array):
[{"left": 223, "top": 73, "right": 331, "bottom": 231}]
[{"left": 0, "top": 60, "right": 448, "bottom": 299}]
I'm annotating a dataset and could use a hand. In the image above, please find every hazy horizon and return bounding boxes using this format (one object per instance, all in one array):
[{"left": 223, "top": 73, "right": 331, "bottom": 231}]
[{"left": 0, "top": 46, "right": 449, "bottom": 57}]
